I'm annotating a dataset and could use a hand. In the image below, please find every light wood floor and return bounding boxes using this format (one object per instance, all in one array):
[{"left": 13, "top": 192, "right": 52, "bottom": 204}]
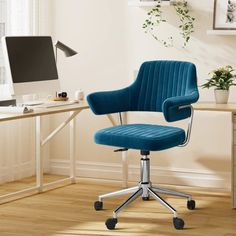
[{"left": 0, "top": 176, "right": 235, "bottom": 236}]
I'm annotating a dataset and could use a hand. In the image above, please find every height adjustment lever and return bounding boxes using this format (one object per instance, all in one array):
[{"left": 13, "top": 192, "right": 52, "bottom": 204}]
[{"left": 114, "top": 148, "right": 128, "bottom": 152}]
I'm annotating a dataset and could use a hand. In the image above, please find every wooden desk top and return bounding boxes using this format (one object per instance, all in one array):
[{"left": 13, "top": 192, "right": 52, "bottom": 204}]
[
  {"left": 0, "top": 100, "right": 90, "bottom": 122},
  {"left": 193, "top": 102, "right": 236, "bottom": 112}
]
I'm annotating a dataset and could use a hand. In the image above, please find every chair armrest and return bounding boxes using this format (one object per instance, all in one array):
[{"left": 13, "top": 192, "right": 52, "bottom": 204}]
[
  {"left": 162, "top": 91, "right": 199, "bottom": 122},
  {"left": 87, "top": 87, "right": 131, "bottom": 115}
]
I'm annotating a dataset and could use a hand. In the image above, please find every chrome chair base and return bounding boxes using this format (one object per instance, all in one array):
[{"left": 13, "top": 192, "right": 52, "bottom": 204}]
[{"left": 94, "top": 154, "right": 196, "bottom": 230}]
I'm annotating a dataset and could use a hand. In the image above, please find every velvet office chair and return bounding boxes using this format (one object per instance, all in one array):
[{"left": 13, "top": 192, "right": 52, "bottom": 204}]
[{"left": 87, "top": 60, "right": 199, "bottom": 230}]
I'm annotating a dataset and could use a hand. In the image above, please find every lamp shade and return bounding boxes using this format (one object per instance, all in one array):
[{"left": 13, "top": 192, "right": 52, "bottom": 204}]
[{"left": 55, "top": 41, "right": 78, "bottom": 57}]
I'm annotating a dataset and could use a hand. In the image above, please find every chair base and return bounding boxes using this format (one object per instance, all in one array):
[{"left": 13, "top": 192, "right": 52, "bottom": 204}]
[{"left": 94, "top": 152, "right": 196, "bottom": 230}]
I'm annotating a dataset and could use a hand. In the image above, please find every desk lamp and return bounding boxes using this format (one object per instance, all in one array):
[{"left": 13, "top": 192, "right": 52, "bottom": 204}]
[
  {"left": 55, "top": 41, "right": 78, "bottom": 62},
  {"left": 54, "top": 41, "right": 78, "bottom": 101}
]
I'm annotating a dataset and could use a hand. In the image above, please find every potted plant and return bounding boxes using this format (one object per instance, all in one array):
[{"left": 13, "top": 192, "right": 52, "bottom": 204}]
[{"left": 201, "top": 65, "right": 236, "bottom": 104}]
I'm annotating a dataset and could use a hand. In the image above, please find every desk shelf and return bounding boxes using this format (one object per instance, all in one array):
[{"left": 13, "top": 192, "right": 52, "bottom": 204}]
[
  {"left": 207, "top": 30, "right": 236, "bottom": 36},
  {"left": 128, "top": 0, "right": 171, "bottom": 7}
]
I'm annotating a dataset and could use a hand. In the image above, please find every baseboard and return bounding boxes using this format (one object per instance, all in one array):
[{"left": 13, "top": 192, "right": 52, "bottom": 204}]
[{"left": 49, "top": 159, "right": 231, "bottom": 189}]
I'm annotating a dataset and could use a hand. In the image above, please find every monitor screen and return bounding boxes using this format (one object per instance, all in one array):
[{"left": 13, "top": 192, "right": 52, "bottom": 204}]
[{"left": 4, "top": 36, "right": 58, "bottom": 83}]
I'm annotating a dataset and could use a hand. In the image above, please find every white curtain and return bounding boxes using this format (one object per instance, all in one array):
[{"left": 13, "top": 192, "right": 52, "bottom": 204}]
[
  {"left": 0, "top": 0, "right": 40, "bottom": 184},
  {"left": 0, "top": 0, "right": 7, "bottom": 84},
  {"left": 0, "top": 0, "right": 39, "bottom": 84},
  {"left": 7, "top": 0, "right": 39, "bottom": 36}
]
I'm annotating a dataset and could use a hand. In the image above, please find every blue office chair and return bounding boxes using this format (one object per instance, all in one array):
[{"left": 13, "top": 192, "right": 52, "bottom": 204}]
[{"left": 87, "top": 60, "right": 199, "bottom": 230}]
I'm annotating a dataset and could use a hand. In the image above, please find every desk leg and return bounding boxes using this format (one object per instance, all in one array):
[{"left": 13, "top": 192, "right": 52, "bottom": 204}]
[
  {"left": 70, "top": 112, "right": 76, "bottom": 184},
  {"left": 35, "top": 116, "right": 43, "bottom": 192},
  {"left": 232, "top": 113, "right": 236, "bottom": 208}
]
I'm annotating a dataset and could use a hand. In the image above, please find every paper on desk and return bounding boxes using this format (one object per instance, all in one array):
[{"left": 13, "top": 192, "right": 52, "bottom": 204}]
[{"left": 0, "top": 106, "right": 33, "bottom": 114}]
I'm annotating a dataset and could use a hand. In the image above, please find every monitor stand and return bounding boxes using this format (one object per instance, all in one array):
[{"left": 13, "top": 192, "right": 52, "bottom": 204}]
[{"left": 14, "top": 93, "right": 47, "bottom": 107}]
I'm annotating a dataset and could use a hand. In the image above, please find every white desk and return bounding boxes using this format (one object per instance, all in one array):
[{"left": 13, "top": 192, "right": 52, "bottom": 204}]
[
  {"left": 0, "top": 101, "right": 89, "bottom": 203},
  {"left": 193, "top": 102, "right": 236, "bottom": 208},
  {"left": 0, "top": 101, "right": 129, "bottom": 203}
]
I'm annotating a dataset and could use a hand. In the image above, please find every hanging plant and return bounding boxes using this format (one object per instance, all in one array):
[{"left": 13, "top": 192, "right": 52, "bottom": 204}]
[{"left": 142, "top": 0, "right": 195, "bottom": 48}]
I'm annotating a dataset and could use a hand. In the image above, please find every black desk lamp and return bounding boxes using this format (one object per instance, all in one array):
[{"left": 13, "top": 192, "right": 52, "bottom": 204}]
[{"left": 55, "top": 41, "right": 78, "bottom": 63}]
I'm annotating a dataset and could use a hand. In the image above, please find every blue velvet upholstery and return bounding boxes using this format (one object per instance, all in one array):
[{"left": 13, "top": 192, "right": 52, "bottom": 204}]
[
  {"left": 95, "top": 124, "right": 185, "bottom": 151},
  {"left": 87, "top": 60, "right": 199, "bottom": 151}
]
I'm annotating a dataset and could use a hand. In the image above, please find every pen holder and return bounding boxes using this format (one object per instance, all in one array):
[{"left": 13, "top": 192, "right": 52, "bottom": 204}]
[{"left": 75, "top": 89, "right": 84, "bottom": 101}]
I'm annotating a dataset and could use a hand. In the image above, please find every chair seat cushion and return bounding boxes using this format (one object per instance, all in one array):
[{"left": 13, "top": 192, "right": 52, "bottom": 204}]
[{"left": 95, "top": 124, "right": 186, "bottom": 151}]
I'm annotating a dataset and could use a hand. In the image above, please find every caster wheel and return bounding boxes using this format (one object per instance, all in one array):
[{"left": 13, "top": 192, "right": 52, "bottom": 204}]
[
  {"left": 142, "top": 196, "right": 150, "bottom": 201},
  {"left": 187, "top": 200, "right": 196, "bottom": 210},
  {"left": 94, "top": 201, "right": 103, "bottom": 211},
  {"left": 173, "top": 217, "right": 184, "bottom": 230},
  {"left": 105, "top": 218, "right": 118, "bottom": 230}
]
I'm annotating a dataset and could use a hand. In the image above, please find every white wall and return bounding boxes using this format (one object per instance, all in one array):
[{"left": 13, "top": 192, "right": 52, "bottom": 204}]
[
  {"left": 49, "top": 0, "right": 129, "bottom": 179},
  {"left": 50, "top": 0, "right": 235, "bottom": 189},
  {"left": 126, "top": 0, "right": 235, "bottom": 189},
  {"left": 51, "top": 0, "right": 128, "bottom": 94},
  {"left": 0, "top": 119, "right": 35, "bottom": 184}
]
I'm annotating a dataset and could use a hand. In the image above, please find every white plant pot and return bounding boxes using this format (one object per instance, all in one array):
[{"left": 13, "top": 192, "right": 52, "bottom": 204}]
[{"left": 214, "top": 89, "right": 229, "bottom": 104}]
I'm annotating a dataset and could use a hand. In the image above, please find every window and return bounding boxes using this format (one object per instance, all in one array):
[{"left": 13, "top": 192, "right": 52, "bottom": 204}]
[
  {"left": 0, "top": 0, "right": 7, "bottom": 84},
  {"left": 0, "top": 0, "right": 39, "bottom": 84}
]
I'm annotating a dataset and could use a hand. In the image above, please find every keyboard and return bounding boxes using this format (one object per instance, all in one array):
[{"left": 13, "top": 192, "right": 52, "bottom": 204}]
[
  {"left": 35, "top": 100, "right": 78, "bottom": 108},
  {"left": 23, "top": 101, "right": 44, "bottom": 106}
]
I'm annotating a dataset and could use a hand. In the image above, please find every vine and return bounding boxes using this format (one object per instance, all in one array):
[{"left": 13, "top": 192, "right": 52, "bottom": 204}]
[{"left": 142, "top": 0, "right": 195, "bottom": 48}]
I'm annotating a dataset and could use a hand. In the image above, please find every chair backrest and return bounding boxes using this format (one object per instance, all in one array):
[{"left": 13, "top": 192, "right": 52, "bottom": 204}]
[
  {"left": 87, "top": 60, "right": 199, "bottom": 122},
  {"left": 129, "top": 60, "right": 198, "bottom": 113}
]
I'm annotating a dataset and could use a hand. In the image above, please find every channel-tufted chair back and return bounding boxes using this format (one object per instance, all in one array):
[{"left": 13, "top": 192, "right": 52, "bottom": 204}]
[
  {"left": 130, "top": 61, "right": 198, "bottom": 111},
  {"left": 87, "top": 60, "right": 199, "bottom": 122}
]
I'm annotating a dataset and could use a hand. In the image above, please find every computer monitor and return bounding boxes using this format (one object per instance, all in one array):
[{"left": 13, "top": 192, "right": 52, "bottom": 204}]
[{"left": 1, "top": 36, "right": 60, "bottom": 97}]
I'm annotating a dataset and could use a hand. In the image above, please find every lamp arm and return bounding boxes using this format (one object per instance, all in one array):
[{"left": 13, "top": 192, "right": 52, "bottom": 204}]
[
  {"left": 178, "top": 105, "right": 194, "bottom": 147},
  {"left": 55, "top": 46, "right": 58, "bottom": 64}
]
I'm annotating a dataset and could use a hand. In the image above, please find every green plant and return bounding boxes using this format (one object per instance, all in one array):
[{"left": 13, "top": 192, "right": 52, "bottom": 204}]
[
  {"left": 142, "top": 1, "right": 173, "bottom": 47},
  {"left": 201, "top": 66, "right": 236, "bottom": 90},
  {"left": 174, "top": 0, "right": 195, "bottom": 47},
  {"left": 142, "top": 0, "right": 195, "bottom": 48}
]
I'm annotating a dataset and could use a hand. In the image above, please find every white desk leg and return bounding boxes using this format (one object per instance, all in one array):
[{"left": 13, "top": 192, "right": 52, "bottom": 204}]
[
  {"left": 35, "top": 116, "right": 43, "bottom": 192},
  {"left": 70, "top": 112, "right": 76, "bottom": 184}
]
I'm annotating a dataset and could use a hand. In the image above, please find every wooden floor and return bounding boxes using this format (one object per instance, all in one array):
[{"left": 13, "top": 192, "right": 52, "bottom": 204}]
[{"left": 0, "top": 176, "right": 235, "bottom": 236}]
